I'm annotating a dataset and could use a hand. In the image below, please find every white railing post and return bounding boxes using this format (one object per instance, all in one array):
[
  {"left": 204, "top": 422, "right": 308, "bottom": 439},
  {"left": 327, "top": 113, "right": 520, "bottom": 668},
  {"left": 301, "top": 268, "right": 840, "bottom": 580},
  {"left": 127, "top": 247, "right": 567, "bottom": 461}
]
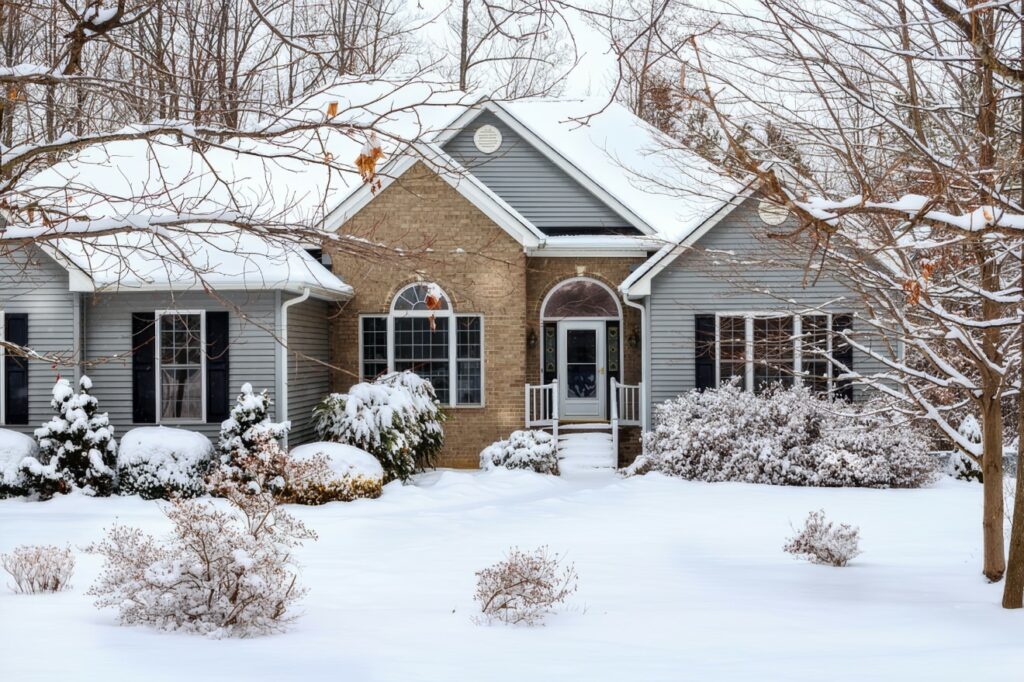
[
  {"left": 525, "top": 383, "right": 532, "bottom": 428},
  {"left": 610, "top": 377, "right": 619, "bottom": 457},
  {"left": 551, "top": 379, "right": 559, "bottom": 443}
]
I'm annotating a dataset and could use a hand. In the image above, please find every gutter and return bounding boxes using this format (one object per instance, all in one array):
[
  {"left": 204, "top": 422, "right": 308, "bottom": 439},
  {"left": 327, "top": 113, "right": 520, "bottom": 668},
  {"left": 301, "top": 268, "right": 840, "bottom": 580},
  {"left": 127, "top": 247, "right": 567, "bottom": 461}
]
[
  {"left": 622, "top": 293, "right": 651, "bottom": 432},
  {"left": 278, "top": 287, "right": 311, "bottom": 447}
]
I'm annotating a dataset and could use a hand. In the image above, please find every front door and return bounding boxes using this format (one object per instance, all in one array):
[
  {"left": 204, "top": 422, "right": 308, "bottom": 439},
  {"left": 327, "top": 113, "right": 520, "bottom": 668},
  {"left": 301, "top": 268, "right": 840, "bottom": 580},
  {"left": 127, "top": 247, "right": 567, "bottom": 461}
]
[{"left": 558, "top": 321, "right": 606, "bottom": 420}]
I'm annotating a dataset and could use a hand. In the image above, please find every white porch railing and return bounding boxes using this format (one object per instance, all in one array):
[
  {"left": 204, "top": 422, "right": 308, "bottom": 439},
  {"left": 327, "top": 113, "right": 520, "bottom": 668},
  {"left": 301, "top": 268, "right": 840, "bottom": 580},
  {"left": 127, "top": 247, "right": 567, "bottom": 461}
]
[
  {"left": 610, "top": 378, "right": 643, "bottom": 456},
  {"left": 525, "top": 380, "right": 559, "bottom": 442}
]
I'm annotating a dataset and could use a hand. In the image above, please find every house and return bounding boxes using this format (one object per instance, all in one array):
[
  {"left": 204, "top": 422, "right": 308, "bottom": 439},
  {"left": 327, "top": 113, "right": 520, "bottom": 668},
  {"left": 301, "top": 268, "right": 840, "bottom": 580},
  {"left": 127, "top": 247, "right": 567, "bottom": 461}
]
[{"left": 0, "top": 79, "right": 883, "bottom": 468}]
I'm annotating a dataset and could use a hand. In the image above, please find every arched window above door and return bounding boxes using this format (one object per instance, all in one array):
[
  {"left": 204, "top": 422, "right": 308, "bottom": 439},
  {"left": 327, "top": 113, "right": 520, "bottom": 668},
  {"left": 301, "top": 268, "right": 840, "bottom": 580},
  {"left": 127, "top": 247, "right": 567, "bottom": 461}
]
[{"left": 542, "top": 278, "right": 621, "bottom": 319}]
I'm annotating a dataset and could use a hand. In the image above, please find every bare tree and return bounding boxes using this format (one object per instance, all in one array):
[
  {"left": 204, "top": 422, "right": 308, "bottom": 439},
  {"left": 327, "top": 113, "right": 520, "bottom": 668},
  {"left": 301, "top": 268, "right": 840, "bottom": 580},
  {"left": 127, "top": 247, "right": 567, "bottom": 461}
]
[{"left": 644, "top": 0, "right": 1024, "bottom": 595}]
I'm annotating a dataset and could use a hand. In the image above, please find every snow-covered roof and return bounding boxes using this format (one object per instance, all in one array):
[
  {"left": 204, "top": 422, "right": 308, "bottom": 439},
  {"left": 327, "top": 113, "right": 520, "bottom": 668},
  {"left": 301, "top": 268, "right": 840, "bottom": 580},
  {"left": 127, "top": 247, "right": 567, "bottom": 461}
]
[
  {"left": 45, "top": 226, "right": 352, "bottom": 300},
  {"left": 494, "top": 98, "right": 741, "bottom": 242}
]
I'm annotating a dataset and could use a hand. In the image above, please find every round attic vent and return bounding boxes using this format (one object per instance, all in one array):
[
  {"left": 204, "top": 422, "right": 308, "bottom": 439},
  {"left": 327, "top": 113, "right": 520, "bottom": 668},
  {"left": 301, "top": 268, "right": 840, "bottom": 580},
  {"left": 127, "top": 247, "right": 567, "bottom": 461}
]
[
  {"left": 473, "top": 124, "right": 502, "bottom": 154},
  {"left": 758, "top": 200, "right": 790, "bottom": 226}
]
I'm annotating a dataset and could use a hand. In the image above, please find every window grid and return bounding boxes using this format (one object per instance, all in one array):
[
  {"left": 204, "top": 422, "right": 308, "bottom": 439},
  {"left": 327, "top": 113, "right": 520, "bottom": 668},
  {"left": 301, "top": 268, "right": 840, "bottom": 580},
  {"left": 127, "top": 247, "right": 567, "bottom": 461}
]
[
  {"left": 157, "top": 312, "right": 204, "bottom": 421},
  {"left": 716, "top": 313, "right": 844, "bottom": 396},
  {"left": 361, "top": 285, "right": 484, "bottom": 407}
]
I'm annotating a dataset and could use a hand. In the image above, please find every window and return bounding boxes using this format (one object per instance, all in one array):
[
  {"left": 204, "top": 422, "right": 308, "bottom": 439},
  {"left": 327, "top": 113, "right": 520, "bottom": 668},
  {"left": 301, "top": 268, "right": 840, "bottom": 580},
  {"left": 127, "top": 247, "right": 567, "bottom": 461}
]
[
  {"left": 359, "top": 283, "right": 484, "bottom": 406},
  {"left": 157, "top": 311, "right": 205, "bottom": 421},
  {"left": 714, "top": 312, "right": 849, "bottom": 395}
]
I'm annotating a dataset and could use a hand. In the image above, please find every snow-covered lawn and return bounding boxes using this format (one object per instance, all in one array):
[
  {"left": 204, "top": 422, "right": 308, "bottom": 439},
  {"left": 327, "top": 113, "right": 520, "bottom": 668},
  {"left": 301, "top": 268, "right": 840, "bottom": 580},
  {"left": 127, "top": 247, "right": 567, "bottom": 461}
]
[{"left": 1, "top": 470, "right": 1022, "bottom": 681}]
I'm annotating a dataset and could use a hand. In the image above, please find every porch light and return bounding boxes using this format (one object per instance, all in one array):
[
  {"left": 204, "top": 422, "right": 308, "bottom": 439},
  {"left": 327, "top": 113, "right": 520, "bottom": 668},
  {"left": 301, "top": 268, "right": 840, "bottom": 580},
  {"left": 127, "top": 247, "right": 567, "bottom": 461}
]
[{"left": 527, "top": 326, "right": 537, "bottom": 349}]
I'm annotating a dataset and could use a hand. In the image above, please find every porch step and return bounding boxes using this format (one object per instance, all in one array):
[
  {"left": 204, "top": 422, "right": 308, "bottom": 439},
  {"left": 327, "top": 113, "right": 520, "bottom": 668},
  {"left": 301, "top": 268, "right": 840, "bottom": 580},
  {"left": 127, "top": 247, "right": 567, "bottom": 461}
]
[
  {"left": 558, "top": 422, "right": 613, "bottom": 431},
  {"left": 556, "top": 431, "right": 616, "bottom": 475}
]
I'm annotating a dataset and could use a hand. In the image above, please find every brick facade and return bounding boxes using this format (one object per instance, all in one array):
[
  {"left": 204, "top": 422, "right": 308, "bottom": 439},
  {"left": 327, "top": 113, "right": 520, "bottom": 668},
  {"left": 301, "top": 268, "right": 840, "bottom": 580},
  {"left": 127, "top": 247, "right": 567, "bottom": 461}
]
[{"left": 325, "top": 163, "right": 646, "bottom": 467}]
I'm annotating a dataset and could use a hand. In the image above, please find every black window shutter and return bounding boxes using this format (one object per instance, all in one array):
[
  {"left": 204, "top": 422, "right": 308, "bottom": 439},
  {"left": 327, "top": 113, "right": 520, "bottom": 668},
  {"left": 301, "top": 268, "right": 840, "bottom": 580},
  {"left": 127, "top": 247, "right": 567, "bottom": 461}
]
[
  {"left": 833, "top": 314, "right": 854, "bottom": 401},
  {"left": 4, "top": 313, "right": 29, "bottom": 424},
  {"left": 205, "top": 311, "right": 231, "bottom": 423},
  {"left": 132, "top": 313, "right": 157, "bottom": 423},
  {"left": 694, "top": 314, "right": 716, "bottom": 391}
]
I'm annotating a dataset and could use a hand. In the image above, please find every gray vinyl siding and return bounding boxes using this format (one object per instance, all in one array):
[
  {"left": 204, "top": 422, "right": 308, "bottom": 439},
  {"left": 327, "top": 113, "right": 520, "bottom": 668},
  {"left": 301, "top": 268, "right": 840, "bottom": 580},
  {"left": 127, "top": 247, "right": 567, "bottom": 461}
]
[
  {"left": 83, "top": 291, "right": 280, "bottom": 442},
  {"left": 647, "top": 197, "right": 890, "bottom": 408},
  {"left": 0, "top": 246, "right": 77, "bottom": 434},
  {"left": 442, "top": 111, "right": 637, "bottom": 235},
  {"left": 285, "top": 298, "right": 331, "bottom": 445}
]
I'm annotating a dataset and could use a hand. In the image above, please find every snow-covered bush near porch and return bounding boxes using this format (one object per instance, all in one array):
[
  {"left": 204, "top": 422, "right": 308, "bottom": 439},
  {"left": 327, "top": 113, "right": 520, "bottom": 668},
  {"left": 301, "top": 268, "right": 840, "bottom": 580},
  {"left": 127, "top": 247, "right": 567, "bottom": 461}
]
[
  {"left": 0, "top": 429, "right": 37, "bottom": 497},
  {"left": 283, "top": 442, "right": 384, "bottom": 504},
  {"left": 86, "top": 489, "right": 316, "bottom": 638},
  {"left": 313, "top": 371, "right": 446, "bottom": 482},
  {"left": 218, "top": 383, "right": 289, "bottom": 463},
  {"left": 117, "top": 427, "right": 214, "bottom": 499},
  {"left": 480, "top": 430, "right": 558, "bottom": 475},
  {"left": 21, "top": 376, "right": 118, "bottom": 499},
  {"left": 636, "top": 383, "right": 937, "bottom": 488},
  {"left": 783, "top": 510, "right": 862, "bottom": 567}
]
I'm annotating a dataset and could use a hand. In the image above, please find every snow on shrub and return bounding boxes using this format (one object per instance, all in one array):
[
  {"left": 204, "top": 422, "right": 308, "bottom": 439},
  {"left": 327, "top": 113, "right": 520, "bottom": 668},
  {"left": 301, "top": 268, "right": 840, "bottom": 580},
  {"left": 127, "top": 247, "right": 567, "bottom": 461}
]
[
  {"left": 480, "top": 430, "right": 558, "bottom": 475},
  {"left": 218, "top": 383, "right": 289, "bottom": 463},
  {"left": 783, "top": 510, "right": 862, "bottom": 567},
  {"left": 0, "top": 429, "right": 37, "bottom": 498},
  {"left": 313, "top": 370, "right": 446, "bottom": 482},
  {"left": 86, "top": 487, "right": 316, "bottom": 638},
  {"left": 948, "top": 416, "right": 983, "bottom": 482},
  {"left": 637, "top": 383, "right": 937, "bottom": 488},
  {"left": 22, "top": 376, "right": 117, "bottom": 499},
  {"left": 474, "top": 546, "right": 578, "bottom": 626},
  {"left": 117, "top": 427, "right": 214, "bottom": 500},
  {"left": 282, "top": 442, "right": 384, "bottom": 504},
  {"left": 1, "top": 544, "right": 75, "bottom": 594}
]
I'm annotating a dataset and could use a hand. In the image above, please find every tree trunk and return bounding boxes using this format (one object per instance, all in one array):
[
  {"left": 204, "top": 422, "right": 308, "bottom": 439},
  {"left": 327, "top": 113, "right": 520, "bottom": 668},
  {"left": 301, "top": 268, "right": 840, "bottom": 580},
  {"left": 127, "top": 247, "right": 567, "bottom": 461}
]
[
  {"left": 459, "top": 0, "right": 470, "bottom": 90},
  {"left": 982, "top": 397, "right": 1006, "bottom": 581}
]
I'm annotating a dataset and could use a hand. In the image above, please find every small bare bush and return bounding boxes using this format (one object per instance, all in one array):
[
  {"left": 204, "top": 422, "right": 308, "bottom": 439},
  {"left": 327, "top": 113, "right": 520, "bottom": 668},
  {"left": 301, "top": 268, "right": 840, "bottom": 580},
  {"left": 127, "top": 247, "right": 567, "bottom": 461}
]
[
  {"left": 86, "top": 488, "right": 316, "bottom": 638},
  {"left": 474, "top": 546, "right": 578, "bottom": 626},
  {"left": 783, "top": 510, "right": 862, "bottom": 567},
  {"left": 2, "top": 544, "right": 75, "bottom": 594}
]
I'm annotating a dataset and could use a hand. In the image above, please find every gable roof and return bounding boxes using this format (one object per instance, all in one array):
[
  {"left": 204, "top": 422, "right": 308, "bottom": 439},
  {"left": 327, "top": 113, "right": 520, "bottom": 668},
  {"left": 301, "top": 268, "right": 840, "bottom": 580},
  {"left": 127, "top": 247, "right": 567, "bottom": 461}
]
[
  {"left": 320, "top": 89, "right": 743, "bottom": 248},
  {"left": 619, "top": 181, "right": 759, "bottom": 297}
]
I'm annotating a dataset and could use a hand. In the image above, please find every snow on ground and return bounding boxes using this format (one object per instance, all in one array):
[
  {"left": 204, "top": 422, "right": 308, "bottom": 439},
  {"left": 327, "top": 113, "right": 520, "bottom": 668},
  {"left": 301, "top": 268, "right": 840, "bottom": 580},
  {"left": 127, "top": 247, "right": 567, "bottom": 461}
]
[{"left": 0, "top": 470, "right": 1022, "bottom": 681}]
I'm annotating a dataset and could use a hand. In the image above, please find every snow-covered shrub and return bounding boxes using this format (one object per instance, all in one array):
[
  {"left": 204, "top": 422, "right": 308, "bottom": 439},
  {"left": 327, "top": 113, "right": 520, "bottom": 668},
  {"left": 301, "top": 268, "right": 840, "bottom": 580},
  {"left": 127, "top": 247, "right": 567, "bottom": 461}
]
[
  {"left": 474, "top": 546, "right": 578, "bottom": 626},
  {"left": 313, "top": 371, "right": 446, "bottom": 482},
  {"left": 0, "top": 429, "right": 37, "bottom": 498},
  {"left": 86, "top": 488, "right": 316, "bottom": 638},
  {"left": 480, "top": 430, "right": 558, "bottom": 475},
  {"left": 783, "top": 510, "right": 862, "bottom": 567},
  {"left": 948, "top": 416, "right": 983, "bottom": 482},
  {"left": 1, "top": 544, "right": 75, "bottom": 594},
  {"left": 117, "top": 427, "right": 214, "bottom": 500},
  {"left": 281, "top": 442, "right": 384, "bottom": 504},
  {"left": 21, "top": 376, "right": 117, "bottom": 499},
  {"left": 208, "top": 433, "right": 293, "bottom": 498},
  {"left": 218, "top": 383, "right": 289, "bottom": 465},
  {"left": 638, "top": 384, "right": 937, "bottom": 488}
]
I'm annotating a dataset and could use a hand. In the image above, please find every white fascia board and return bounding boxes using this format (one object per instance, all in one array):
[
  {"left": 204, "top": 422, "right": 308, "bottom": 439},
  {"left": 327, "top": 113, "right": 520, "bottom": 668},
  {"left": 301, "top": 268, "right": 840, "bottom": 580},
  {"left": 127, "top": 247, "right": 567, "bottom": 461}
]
[
  {"left": 486, "top": 102, "right": 659, "bottom": 237},
  {"left": 620, "top": 183, "right": 758, "bottom": 297},
  {"left": 35, "top": 244, "right": 97, "bottom": 292}
]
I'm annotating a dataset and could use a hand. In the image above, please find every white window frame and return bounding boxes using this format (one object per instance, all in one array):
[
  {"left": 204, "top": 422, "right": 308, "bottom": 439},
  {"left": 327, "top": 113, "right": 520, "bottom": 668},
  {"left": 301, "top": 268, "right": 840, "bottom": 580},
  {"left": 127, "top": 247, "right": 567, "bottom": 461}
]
[
  {"left": 359, "top": 284, "right": 485, "bottom": 408},
  {"left": 154, "top": 309, "right": 207, "bottom": 424},
  {"left": 713, "top": 311, "right": 835, "bottom": 393}
]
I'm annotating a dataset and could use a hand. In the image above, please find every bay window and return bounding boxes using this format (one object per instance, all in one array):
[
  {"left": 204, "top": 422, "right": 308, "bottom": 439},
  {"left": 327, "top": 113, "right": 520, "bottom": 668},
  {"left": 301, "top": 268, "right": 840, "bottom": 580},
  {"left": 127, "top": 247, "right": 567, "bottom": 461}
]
[{"left": 360, "top": 283, "right": 484, "bottom": 406}]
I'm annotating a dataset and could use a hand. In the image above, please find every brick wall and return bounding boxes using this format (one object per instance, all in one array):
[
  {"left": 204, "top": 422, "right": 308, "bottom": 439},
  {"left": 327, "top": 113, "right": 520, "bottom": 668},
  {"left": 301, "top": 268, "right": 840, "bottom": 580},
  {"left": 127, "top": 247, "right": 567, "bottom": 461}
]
[
  {"left": 326, "top": 163, "right": 648, "bottom": 468},
  {"left": 325, "top": 163, "right": 528, "bottom": 468}
]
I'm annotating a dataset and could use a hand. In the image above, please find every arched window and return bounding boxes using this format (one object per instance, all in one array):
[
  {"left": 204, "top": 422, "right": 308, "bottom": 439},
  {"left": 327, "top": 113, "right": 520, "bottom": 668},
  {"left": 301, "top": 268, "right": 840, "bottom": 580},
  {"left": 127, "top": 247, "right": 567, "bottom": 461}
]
[
  {"left": 542, "top": 278, "right": 621, "bottom": 319},
  {"left": 359, "top": 283, "right": 483, "bottom": 406}
]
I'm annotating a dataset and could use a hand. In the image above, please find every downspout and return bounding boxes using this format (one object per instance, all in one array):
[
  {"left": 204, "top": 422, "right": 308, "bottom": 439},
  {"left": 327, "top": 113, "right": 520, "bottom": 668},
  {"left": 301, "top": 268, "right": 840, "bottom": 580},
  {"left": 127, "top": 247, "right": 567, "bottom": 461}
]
[
  {"left": 279, "top": 287, "right": 311, "bottom": 448},
  {"left": 622, "top": 294, "right": 651, "bottom": 432}
]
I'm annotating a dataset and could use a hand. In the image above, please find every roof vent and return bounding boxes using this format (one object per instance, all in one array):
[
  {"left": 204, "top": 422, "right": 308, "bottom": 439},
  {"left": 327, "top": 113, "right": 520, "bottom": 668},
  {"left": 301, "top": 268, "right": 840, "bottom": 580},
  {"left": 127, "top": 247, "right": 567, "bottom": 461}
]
[
  {"left": 473, "top": 124, "right": 502, "bottom": 154},
  {"left": 757, "top": 200, "right": 789, "bottom": 226}
]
